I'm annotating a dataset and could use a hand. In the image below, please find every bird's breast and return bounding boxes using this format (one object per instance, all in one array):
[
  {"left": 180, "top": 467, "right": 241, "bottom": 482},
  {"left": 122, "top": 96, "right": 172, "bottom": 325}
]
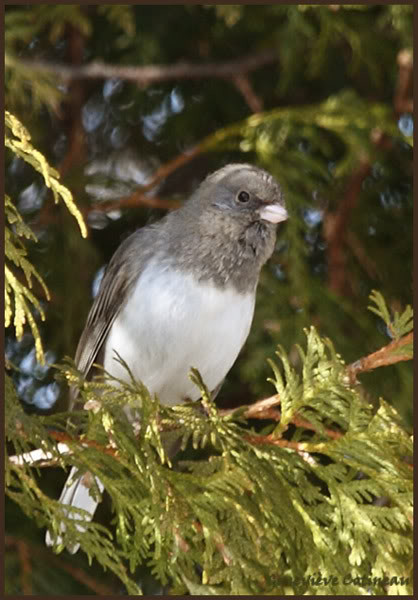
[{"left": 104, "top": 261, "right": 255, "bottom": 405}]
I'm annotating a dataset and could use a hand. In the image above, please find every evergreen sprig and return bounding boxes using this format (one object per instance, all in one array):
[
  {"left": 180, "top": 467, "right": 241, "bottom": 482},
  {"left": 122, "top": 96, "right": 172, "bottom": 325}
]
[
  {"left": 6, "top": 324, "right": 413, "bottom": 595},
  {"left": 5, "top": 111, "right": 87, "bottom": 238},
  {"left": 5, "top": 111, "right": 87, "bottom": 362},
  {"left": 368, "top": 290, "right": 413, "bottom": 341},
  {"left": 5, "top": 195, "right": 50, "bottom": 363}
]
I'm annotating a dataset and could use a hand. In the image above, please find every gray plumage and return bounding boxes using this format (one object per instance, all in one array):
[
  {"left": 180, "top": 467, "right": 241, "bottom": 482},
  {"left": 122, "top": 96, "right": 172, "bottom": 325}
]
[{"left": 46, "top": 163, "right": 287, "bottom": 552}]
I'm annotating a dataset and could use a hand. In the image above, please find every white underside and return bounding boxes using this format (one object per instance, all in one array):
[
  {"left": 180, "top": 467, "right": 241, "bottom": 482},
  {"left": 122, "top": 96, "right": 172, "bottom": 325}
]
[{"left": 104, "top": 261, "right": 255, "bottom": 405}]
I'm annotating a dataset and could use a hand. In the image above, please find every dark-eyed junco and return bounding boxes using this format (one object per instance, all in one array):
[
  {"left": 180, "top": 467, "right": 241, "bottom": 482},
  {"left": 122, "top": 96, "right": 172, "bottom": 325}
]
[{"left": 46, "top": 163, "right": 288, "bottom": 552}]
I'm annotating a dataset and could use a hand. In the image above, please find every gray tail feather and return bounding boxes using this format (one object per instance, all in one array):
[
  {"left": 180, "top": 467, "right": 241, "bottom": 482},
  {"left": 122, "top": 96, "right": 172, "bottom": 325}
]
[{"left": 45, "top": 466, "right": 104, "bottom": 554}]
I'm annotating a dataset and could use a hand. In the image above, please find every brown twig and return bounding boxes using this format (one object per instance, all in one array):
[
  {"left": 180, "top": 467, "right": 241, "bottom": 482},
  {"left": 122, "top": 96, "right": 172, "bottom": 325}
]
[
  {"left": 48, "top": 430, "right": 118, "bottom": 457},
  {"left": 232, "top": 73, "right": 264, "bottom": 113},
  {"left": 68, "top": 140, "right": 210, "bottom": 217},
  {"left": 244, "top": 434, "right": 321, "bottom": 451},
  {"left": 292, "top": 415, "right": 342, "bottom": 440},
  {"left": 81, "top": 140, "right": 210, "bottom": 218},
  {"left": 58, "top": 24, "right": 87, "bottom": 178},
  {"left": 394, "top": 49, "right": 413, "bottom": 116},
  {"left": 18, "top": 50, "right": 278, "bottom": 85},
  {"left": 346, "top": 230, "right": 379, "bottom": 280},
  {"left": 323, "top": 127, "right": 394, "bottom": 296},
  {"left": 48, "top": 557, "right": 117, "bottom": 595},
  {"left": 323, "top": 156, "right": 371, "bottom": 296},
  {"left": 16, "top": 539, "right": 32, "bottom": 595},
  {"left": 5, "top": 535, "right": 117, "bottom": 595},
  {"left": 138, "top": 143, "right": 211, "bottom": 194},
  {"left": 219, "top": 393, "right": 342, "bottom": 439},
  {"left": 95, "top": 192, "right": 181, "bottom": 214},
  {"left": 323, "top": 63, "right": 403, "bottom": 299},
  {"left": 346, "top": 331, "right": 413, "bottom": 385},
  {"left": 220, "top": 393, "right": 282, "bottom": 419},
  {"left": 93, "top": 138, "right": 215, "bottom": 215}
]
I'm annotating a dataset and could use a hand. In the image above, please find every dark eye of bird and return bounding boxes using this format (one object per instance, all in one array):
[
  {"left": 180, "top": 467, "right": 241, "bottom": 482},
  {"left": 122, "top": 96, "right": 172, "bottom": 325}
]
[{"left": 237, "top": 190, "right": 250, "bottom": 203}]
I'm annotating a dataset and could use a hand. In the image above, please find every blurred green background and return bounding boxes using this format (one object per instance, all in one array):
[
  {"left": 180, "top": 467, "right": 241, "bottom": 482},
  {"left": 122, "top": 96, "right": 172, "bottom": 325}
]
[{"left": 5, "top": 4, "right": 413, "bottom": 595}]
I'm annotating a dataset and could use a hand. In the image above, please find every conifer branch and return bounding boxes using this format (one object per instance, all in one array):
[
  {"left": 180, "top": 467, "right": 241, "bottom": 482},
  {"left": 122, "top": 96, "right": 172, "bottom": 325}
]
[
  {"left": 346, "top": 331, "right": 413, "bottom": 384},
  {"left": 7, "top": 329, "right": 412, "bottom": 480},
  {"left": 9, "top": 393, "right": 343, "bottom": 469}
]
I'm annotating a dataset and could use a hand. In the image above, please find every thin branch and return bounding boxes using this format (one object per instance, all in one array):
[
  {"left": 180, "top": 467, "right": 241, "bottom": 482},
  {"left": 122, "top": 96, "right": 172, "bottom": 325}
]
[
  {"left": 219, "top": 393, "right": 282, "bottom": 419},
  {"left": 57, "top": 25, "right": 87, "bottom": 178},
  {"left": 220, "top": 393, "right": 342, "bottom": 439},
  {"left": 346, "top": 331, "right": 413, "bottom": 385},
  {"left": 232, "top": 73, "right": 264, "bottom": 113},
  {"left": 346, "top": 230, "right": 379, "bottom": 280},
  {"left": 20, "top": 51, "right": 276, "bottom": 223},
  {"left": 323, "top": 156, "right": 371, "bottom": 296},
  {"left": 5, "top": 535, "right": 117, "bottom": 595},
  {"left": 95, "top": 137, "right": 216, "bottom": 215},
  {"left": 292, "top": 415, "right": 342, "bottom": 440},
  {"left": 49, "top": 430, "right": 118, "bottom": 457},
  {"left": 78, "top": 144, "right": 207, "bottom": 217},
  {"left": 18, "top": 50, "right": 278, "bottom": 85},
  {"left": 16, "top": 539, "right": 32, "bottom": 595},
  {"left": 323, "top": 130, "right": 393, "bottom": 297},
  {"left": 94, "top": 192, "right": 181, "bottom": 214},
  {"left": 47, "top": 556, "right": 116, "bottom": 595},
  {"left": 9, "top": 442, "right": 72, "bottom": 467},
  {"left": 134, "top": 142, "right": 212, "bottom": 194},
  {"left": 244, "top": 434, "right": 325, "bottom": 452},
  {"left": 394, "top": 49, "right": 413, "bottom": 116},
  {"left": 9, "top": 434, "right": 118, "bottom": 469}
]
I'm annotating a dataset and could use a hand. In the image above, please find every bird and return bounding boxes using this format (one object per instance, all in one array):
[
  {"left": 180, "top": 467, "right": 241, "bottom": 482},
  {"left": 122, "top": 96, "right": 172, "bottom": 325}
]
[{"left": 46, "top": 162, "right": 288, "bottom": 552}]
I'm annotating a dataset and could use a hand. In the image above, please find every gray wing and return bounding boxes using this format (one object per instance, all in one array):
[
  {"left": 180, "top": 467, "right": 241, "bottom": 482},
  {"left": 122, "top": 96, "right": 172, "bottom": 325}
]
[{"left": 70, "top": 226, "right": 156, "bottom": 409}]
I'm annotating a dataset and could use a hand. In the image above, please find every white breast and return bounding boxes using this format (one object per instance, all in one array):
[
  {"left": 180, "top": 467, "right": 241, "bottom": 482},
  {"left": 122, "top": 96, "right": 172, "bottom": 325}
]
[{"left": 104, "top": 261, "right": 255, "bottom": 405}]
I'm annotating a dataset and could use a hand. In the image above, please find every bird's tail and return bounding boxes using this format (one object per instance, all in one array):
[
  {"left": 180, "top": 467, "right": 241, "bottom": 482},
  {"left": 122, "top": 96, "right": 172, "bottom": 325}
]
[{"left": 45, "top": 466, "right": 104, "bottom": 554}]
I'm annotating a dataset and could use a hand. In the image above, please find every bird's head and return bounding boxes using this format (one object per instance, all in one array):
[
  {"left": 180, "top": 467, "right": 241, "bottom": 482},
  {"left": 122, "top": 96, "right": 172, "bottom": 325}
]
[{"left": 194, "top": 163, "right": 288, "bottom": 228}]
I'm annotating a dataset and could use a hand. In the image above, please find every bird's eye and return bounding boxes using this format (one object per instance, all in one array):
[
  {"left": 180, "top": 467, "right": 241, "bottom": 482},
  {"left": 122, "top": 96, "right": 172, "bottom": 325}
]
[{"left": 237, "top": 190, "right": 250, "bottom": 203}]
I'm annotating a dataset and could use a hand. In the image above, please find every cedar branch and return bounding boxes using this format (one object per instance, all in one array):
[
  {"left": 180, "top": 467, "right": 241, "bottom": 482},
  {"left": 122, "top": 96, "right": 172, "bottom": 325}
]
[{"left": 8, "top": 334, "right": 412, "bottom": 468}]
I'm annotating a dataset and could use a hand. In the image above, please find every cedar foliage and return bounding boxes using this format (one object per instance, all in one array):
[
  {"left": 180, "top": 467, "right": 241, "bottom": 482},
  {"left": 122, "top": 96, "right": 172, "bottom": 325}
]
[
  {"left": 5, "top": 320, "right": 414, "bottom": 595},
  {"left": 4, "top": 4, "right": 413, "bottom": 596}
]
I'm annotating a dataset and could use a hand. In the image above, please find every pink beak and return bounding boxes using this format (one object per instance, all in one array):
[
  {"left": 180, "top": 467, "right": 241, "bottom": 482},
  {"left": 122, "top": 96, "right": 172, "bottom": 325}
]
[{"left": 259, "top": 204, "right": 288, "bottom": 224}]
